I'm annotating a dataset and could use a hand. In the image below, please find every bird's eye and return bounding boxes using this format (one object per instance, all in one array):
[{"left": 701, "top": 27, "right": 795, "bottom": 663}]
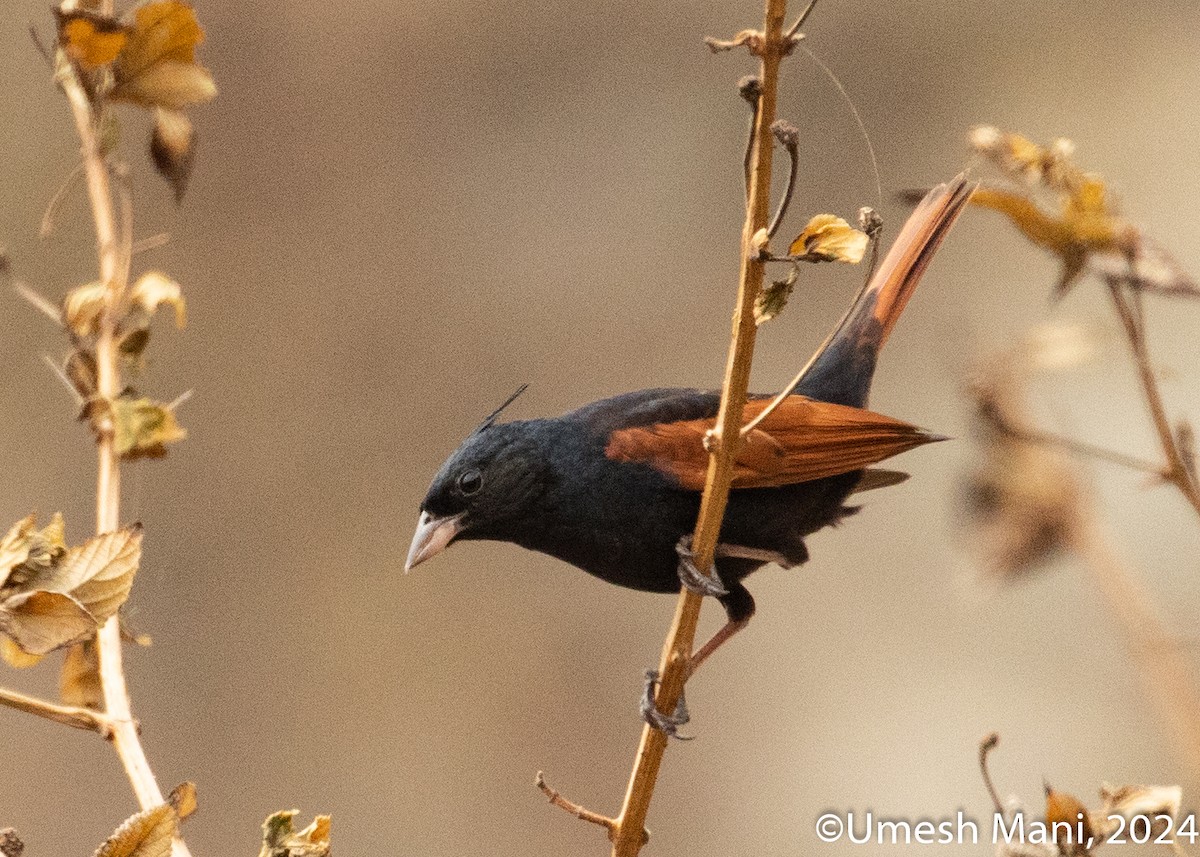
[{"left": 457, "top": 469, "right": 483, "bottom": 496}]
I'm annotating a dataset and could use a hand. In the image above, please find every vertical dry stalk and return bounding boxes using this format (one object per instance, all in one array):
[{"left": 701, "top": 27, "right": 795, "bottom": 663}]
[
  {"left": 1067, "top": 511, "right": 1200, "bottom": 780},
  {"left": 608, "top": 1, "right": 790, "bottom": 853},
  {"left": 56, "top": 3, "right": 192, "bottom": 854},
  {"left": 1105, "top": 281, "right": 1200, "bottom": 519}
]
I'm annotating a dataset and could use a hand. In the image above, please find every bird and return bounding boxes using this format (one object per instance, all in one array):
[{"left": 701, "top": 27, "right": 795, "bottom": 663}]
[{"left": 406, "top": 174, "right": 973, "bottom": 731}]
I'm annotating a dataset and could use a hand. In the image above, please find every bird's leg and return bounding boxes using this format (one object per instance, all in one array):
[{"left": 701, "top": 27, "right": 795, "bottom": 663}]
[
  {"left": 713, "top": 543, "right": 797, "bottom": 568},
  {"left": 687, "top": 617, "right": 751, "bottom": 677},
  {"left": 646, "top": 543, "right": 763, "bottom": 737},
  {"left": 674, "top": 536, "right": 728, "bottom": 596},
  {"left": 689, "top": 579, "right": 756, "bottom": 677},
  {"left": 639, "top": 669, "right": 693, "bottom": 740}
]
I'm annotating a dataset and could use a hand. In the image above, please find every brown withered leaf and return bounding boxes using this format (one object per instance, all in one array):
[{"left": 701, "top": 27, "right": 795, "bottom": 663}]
[
  {"left": 755, "top": 265, "right": 798, "bottom": 325},
  {"left": 64, "top": 282, "right": 110, "bottom": 338},
  {"left": 56, "top": 9, "right": 130, "bottom": 70},
  {"left": 119, "top": 328, "right": 152, "bottom": 362},
  {"left": 788, "top": 214, "right": 869, "bottom": 263},
  {"left": 43, "top": 524, "right": 143, "bottom": 623},
  {"left": 259, "top": 811, "right": 331, "bottom": 857},
  {"left": 113, "top": 398, "right": 188, "bottom": 459},
  {"left": 66, "top": 349, "right": 99, "bottom": 398},
  {"left": 61, "top": 638, "right": 104, "bottom": 709},
  {"left": 0, "top": 828, "right": 23, "bottom": 857},
  {"left": 0, "top": 522, "right": 141, "bottom": 657},
  {"left": 93, "top": 803, "right": 176, "bottom": 857},
  {"left": 1044, "top": 784, "right": 1094, "bottom": 857},
  {"left": 129, "top": 270, "right": 187, "bottom": 328},
  {"left": 110, "top": 1, "right": 216, "bottom": 110},
  {"left": 0, "top": 590, "right": 96, "bottom": 656},
  {"left": 168, "top": 782, "right": 198, "bottom": 820},
  {"left": 150, "top": 109, "right": 196, "bottom": 202}
]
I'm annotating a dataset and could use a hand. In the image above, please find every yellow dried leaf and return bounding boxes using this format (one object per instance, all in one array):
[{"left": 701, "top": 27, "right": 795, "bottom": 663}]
[
  {"left": 42, "top": 525, "right": 142, "bottom": 623},
  {"left": 56, "top": 10, "right": 130, "bottom": 70},
  {"left": 0, "top": 590, "right": 96, "bottom": 656},
  {"left": 64, "top": 282, "right": 110, "bottom": 337},
  {"left": 111, "top": 1, "right": 216, "bottom": 109},
  {"left": 259, "top": 810, "right": 332, "bottom": 857},
  {"left": 150, "top": 109, "right": 196, "bottom": 202},
  {"left": 970, "top": 188, "right": 1074, "bottom": 254},
  {"left": 0, "top": 513, "right": 68, "bottom": 590},
  {"left": 61, "top": 639, "right": 104, "bottom": 709},
  {"left": 0, "top": 516, "right": 38, "bottom": 588},
  {"left": 114, "top": 62, "right": 217, "bottom": 109},
  {"left": 1, "top": 636, "right": 45, "bottom": 668},
  {"left": 168, "top": 782, "right": 198, "bottom": 820},
  {"left": 788, "top": 215, "right": 868, "bottom": 263},
  {"left": 130, "top": 271, "right": 187, "bottom": 328},
  {"left": 113, "top": 398, "right": 188, "bottom": 459},
  {"left": 971, "top": 126, "right": 1049, "bottom": 185},
  {"left": 93, "top": 803, "right": 176, "bottom": 857}
]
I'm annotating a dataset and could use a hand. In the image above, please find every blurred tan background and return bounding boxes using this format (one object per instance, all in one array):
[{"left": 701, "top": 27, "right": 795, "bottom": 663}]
[{"left": 3, "top": 1, "right": 1200, "bottom": 854}]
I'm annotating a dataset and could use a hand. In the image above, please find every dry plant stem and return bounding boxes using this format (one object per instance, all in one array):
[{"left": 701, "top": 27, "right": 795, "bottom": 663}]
[
  {"left": 977, "top": 733, "right": 1004, "bottom": 815},
  {"left": 609, "top": 2, "right": 790, "bottom": 854},
  {"left": 0, "top": 685, "right": 114, "bottom": 734},
  {"left": 1107, "top": 280, "right": 1200, "bottom": 517},
  {"left": 56, "top": 7, "right": 191, "bottom": 855},
  {"left": 1067, "top": 509, "right": 1200, "bottom": 781},
  {"left": 535, "top": 772, "right": 628, "bottom": 843}
]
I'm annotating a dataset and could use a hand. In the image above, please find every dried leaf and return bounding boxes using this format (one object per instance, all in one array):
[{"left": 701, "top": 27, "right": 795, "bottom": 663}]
[
  {"left": 61, "top": 638, "right": 104, "bottom": 709},
  {"left": 0, "top": 590, "right": 96, "bottom": 655},
  {"left": 168, "top": 782, "right": 198, "bottom": 820},
  {"left": 0, "top": 829, "right": 23, "bottom": 857},
  {"left": 129, "top": 271, "right": 187, "bottom": 328},
  {"left": 41, "top": 525, "right": 143, "bottom": 624},
  {"left": 788, "top": 214, "right": 869, "bottom": 263},
  {"left": 119, "top": 328, "right": 152, "bottom": 362},
  {"left": 111, "top": 1, "right": 216, "bottom": 109},
  {"left": 259, "top": 810, "right": 332, "bottom": 857},
  {"left": 113, "top": 398, "right": 188, "bottom": 459},
  {"left": 754, "top": 265, "right": 797, "bottom": 325},
  {"left": 66, "top": 349, "right": 99, "bottom": 398},
  {"left": 1093, "top": 783, "right": 1181, "bottom": 841},
  {"left": 56, "top": 10, "right": 129, "bottom": 70},
  {"left": 150, "top": 109, "right": 196, "bottom": 202},
  {"left": 64, "top": 282, "right": 110, "bottom": 337},
  {"left": 0, "top": 522, "right": 141, "bottom": 657},
  {"left": 114, "top": 61, "right": 217, "bottom": 110},
  {"left": 1044, "top": 785, "right": 1094, "bottom": 857},
  {"left": 0, "top": 516, "right": 38, "bottom": 588},
  {"left": 93, "top": 803, "right": 176, "bottom": 857},
  {"left": 0, "top": 637, "right": 44, "bottom": 669},
  {"left": 0, "top": 513, "right": 68, "bottom": 590}
]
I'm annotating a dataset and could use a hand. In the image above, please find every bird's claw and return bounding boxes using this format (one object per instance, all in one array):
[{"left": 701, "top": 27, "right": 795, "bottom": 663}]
[
  {"left": 675, "top": 536, "right": 728, "bottom": 597},
  {"left": 640, "top": 669, "right": 693, "bottom": 740}
]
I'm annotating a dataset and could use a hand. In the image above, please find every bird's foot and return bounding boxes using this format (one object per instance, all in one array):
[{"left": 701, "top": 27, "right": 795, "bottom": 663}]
[
  {"left": 640, "top": 669, "right": 693, "bottom": 740},
  {"left": 675, "top": 536, "right": 728, "bottom": 597}
]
